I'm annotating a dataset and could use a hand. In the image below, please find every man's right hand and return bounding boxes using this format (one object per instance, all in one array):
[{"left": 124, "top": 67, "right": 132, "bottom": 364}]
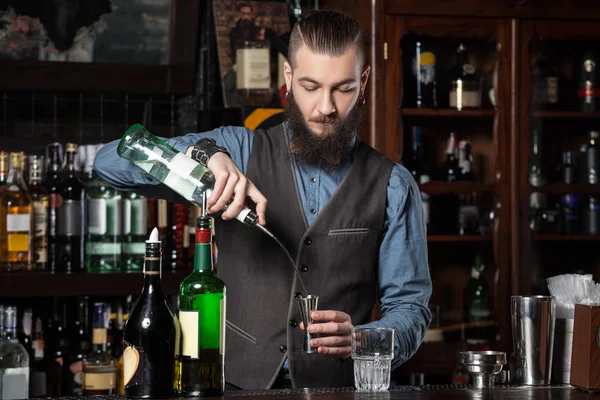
[{"left": 205, "top": 152, "right": 268, "bottom": 225}]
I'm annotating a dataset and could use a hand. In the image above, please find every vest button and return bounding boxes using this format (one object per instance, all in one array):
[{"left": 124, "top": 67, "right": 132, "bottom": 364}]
[
  {"left": 300, "top": 264, "right": 308, "bottom": 272},
  {"left": 279, "top": 345, "right": 287, "bottom": 353},
  {"left": 304, "top": 237, "right": 312, "bottom": 245},
  {"left": 289, "top": 319, "right": 298, "bottom": 327},
  {"left": 310, "top": 177, "right": 317, "bottom": 183},
  {"left": 309, "top": 208, "right": 316, "bottom": 214}
]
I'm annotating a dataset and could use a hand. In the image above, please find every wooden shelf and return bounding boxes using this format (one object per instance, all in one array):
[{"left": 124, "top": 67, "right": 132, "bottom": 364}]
[
  {"left": 0, "top": 270, "right": 190, "bottom": 298},
  {"left": 402, "top": 108, "right": 496, "bottom": 118},
  {"left": 533, "top": 183, "right": 600, "bottom": 195},
  {"left": 428, "top": 235, "right": 493, "bottom": 242},
  {"left": 535, "top": 234, "right": 600, "bottom": 241},
  {"left": 419, "top": 181, "right": 494, "bottom": 195},
  {"left": 531, "top": 110, "right": 600, "bottom": 119}
]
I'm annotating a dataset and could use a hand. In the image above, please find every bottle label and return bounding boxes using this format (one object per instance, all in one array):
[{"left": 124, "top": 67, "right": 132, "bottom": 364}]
[
  {"left": 179, "top": 310, "right": 200, "bottom": 358},
  {"left": 58, "top": 200, "right": 82, "bottom": 235},
  {"left": 122, "top": 343, "right": 141, "bottom": 388},
  {"left": 33, "top": 201, "right": 48, "bottom": 262},
  {"left": 546, "top": 77, "right": 558, "bottom": 104},
  {"left": 415, "top": 52, "right": 436, "bottom": 85},
  {"left": 86, "top": 242, "right": 122, "bottom": 255},
  {"left": 236, "top": 47, "right": 271, "bottom": 90},
  {"left": 1, "top": 367, "right": 29, "bottom": 400},
  {"left": 88, "top": 199, "right": 107, "bottom": 234},
  {"left": 7, "top": 214, "right": 30, "bottom": 232},
  {"left": 158, "top": 199, "right": 168, "bottom": 228},
  {"left": 32, "top": 339, "right": 44, "bottom": 359},
  {"left": 450, "top": 89, "right": 481, "bottom": 109},
  {"left": 122, "top": 242, "right": 146, "bottom": 255},
  {"left": 164, "top": 154, "right": 201, "bottom": 201},
  {"left": 93, "top": 328, "right": 107, "bottom": 345},
  {"left": 83, "top": 367, "right": 117, "bottom": 390}
]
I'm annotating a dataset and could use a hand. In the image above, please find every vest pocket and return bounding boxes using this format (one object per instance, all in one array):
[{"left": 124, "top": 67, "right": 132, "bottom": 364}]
[
  {"left": 328, "top": 228, "right": 370, "bottom": 236},
  {"left": 226, "top": 320, "right": 258, "bottom": 345}
]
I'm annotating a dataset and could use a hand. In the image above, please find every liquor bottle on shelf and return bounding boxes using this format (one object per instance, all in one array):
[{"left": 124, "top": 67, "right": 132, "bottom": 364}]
[
  {"left": 0, "top": 152, "right": 34, "bottom": 272},
  {"left": 17, "top": 308, "right": 33, "bottom": 361},
  {"left": 457, "top": 139, "right": 474, "bottom": 182},
  {"left": 463, "top": 254, "right": 494, "bottom": 345},
  {"left": 82, "top": 303, "right": 117, "bottom": 395},
  {"left": 583, "top": 130, "right": 600, "bottom": 184},
  {"left": 457, "top": 140, "right": 479, "bottom": 235},
  {"left": 66, "top": 297, "right": 92, "bottom": 396},
  {"left": 28, "top": 155, "right": 48, "bottom": 272},
  {"left": 531, "top": 37, "right": 559, "bottom": 109},
  {"left": 176, "top": 216, "right": 226, "bottom": 396},
  {"left": 449, "top": 43, "right": 481, "bottom": 111},
  {"left": 44, "top": 143, "right": 63, "bottom": 273},
  {"left": 169, "top": 202, "right": 190, "bottom": 270},
  {"left": 45, "top": 298, "right": 70, "bottom": 396},
  {"left": 579, "top": 49, "right": 599, "bottom": 112},
  {"left": 82, "top": 144, "right": 122, "bottom": 272},
  {"left": 30, "top": 317, "right": 48, "bottom": 398},
  {"left": 414, "top": 38, "right": 437, "bottom": 108},
  {"left": 0, "top": 151, "right": 7, "bottom": 191},
  {"left": 529, "top": 129, "right": 548, "bottom": 233},
  {"left": 559, "top": 151, "right": 580, "bottom": 234},
  {"left": 0, "top": 306, "right": 30, "bottom": 400},
  {"left": 402, "top": 125, "right": 424, "bottom": 182},
  {"left": 122, "top": 228, "right": 181, "bottom": 398},
  {"left": 582, "top": 196, "right": 600, "bottom": 235},
  {"left": 122, "top": 192, "right": 148, "bottom": 272},
  {"left": 57, "top": 143, "right": 85, "bottom": 273},
  {"left": 443, "top": 132, "right": 459, "bottom": 183}
]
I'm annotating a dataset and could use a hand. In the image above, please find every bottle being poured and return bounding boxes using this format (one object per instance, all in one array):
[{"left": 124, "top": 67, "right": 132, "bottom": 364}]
[
  {"left": 117, "top": 124, "right": 273, "bottom": 237},
  {"left": 117, "top": 124, "right": 307, "bottom": 293}
]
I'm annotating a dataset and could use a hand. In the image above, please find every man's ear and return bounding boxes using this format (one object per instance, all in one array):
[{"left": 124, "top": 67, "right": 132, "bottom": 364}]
[
  {"left": 284, "top": 61, "right": 293, "bottom": 92},
  {"left": 360, "top": 64, "right": 371, "bottom": 98}
]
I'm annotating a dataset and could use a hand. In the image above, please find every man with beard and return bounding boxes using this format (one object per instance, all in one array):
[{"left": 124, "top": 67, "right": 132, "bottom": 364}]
[
  {"left": 229, "top": 3, "right": 260, "bottom": 66},
  {"left": 94, "top": 10, "right": 431, "bottom": 390}
]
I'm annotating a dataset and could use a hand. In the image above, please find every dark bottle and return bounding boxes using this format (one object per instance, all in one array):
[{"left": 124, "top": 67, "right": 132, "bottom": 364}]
[
  {"left": 30, "top": 317, "right": 48, "bottom": 398},
  {"left": 57, "top": 143, "right": 85, "bottom": 273},
  {"left": 582, "top": 196, "right": 600, "bottom": 235},
  {"left": 531, "top": 37, "right": 559, "bottom": 109},
  {"left": 579, "top": 50, "right": 599, "bottom": 112},
  {"left": 450, "top": 43, "right": 481, "bottom": 110},
  {"left": 584, "top": 131, "right": 600, "bottom": 184},
  {"left": 415, "top": 39, "right": 437, "bottom": 108},
  {"left": 44, "top": 143, "right": 63, "bottom": 273},
  {"left": 463, "top": 254, "right": 494, "bottom": 345},
  {"left": 559, "top": 150, "right": 578, "bottom": 184},
  {"left": 559, "top": 151, "right": 580, "bottom": 234},
  {"left": 123, "top": 227, "right": 181, "bottom": 398},
  {"left": 457, "top": 140, "right": 478, "bottom": 234},
  {"left": 458, "top": 139, "right": 474, "bottom": 182},
  {"left": 443, "top": 132, "right": 459, "bottom": 183},
  {"left": 67, "top": 297, "right": 92, "bottom": 396},
  {"left": 529, "top": 129, "right": 548, "bottom": 232},
  {"left": 18, "top": 308, "right": 34, "bottom": 361},
  {"left": 45, "top": 297, "right": 70, "bottom": 396},
  {"left": 176, "top": 216, "right": 226, "bottom": 396}
]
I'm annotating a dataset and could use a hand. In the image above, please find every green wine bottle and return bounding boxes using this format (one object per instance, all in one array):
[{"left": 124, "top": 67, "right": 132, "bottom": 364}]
[
  {"left": 463, "top": 253, "right": 494, "bottom": 345},
  {"left": 176, "top": 216, "right": 226, "bottom": 396}
]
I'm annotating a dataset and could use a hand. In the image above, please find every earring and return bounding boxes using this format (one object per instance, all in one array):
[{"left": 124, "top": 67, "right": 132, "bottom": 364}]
[{"left": 286, "top": 90, "right": 291, "bottom": 98}]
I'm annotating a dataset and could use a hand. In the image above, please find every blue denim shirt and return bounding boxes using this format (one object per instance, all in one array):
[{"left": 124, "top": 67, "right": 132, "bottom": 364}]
[{"left": 94, "top": 125, "right": 432, "bottom": 369}]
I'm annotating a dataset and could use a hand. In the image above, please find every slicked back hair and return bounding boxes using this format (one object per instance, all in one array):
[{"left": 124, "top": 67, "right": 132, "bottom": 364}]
[{"left": 287, "top": 10, "right": 366, "bottom": 70}]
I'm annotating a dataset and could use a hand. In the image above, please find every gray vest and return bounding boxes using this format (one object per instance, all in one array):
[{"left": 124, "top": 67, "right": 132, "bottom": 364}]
[{"left": 214, "top": 123, "right": 394, "bottom": 389}]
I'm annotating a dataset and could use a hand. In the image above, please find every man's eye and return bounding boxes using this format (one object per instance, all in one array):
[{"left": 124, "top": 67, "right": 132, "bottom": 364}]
[
  {"left": 303, "top": 87, "right": 318, "bottom": 92},
  {"left": 338, "top": 87, "right": 354, "bottom": 93}
]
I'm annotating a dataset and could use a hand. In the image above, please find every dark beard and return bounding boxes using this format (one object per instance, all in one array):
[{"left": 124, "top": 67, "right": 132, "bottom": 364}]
[{"left": 285, "top": 92, "right": 364, "bottom": 165}]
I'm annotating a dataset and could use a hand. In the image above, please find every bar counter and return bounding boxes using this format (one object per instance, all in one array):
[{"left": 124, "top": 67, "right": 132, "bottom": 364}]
[{"left": 53, "top": 385, "right": 599, "bottom": 400}]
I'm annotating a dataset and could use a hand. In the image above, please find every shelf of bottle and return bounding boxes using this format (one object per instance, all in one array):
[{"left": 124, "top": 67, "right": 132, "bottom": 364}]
[
  {"left": 534, "top": 234, "right": 600, "bottom": 241},
  {"left": 531, "top": 110, "right": 600, "bottom": 119},
  {"left": 0, "top": 270, "right": 190, "bottom": 298},
  {"left": 401, "top": 108, "right": 496, "bottom": 118},
  {"left": 427, "top": 235, "right": 493, "bottom": 242},
  {"left": 419, "top": 181, "right": 494, "bottom": 195},
  {"left": 531, "top": 183, "right": 600, "bottom": 195}
]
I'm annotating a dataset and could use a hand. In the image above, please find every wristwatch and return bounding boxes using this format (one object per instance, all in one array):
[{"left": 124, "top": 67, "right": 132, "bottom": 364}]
[{"left": 190, "top": 138, "right": 230, "bottom": 166}]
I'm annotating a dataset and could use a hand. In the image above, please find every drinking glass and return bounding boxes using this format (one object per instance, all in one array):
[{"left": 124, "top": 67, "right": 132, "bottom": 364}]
[{"left": 351, "top": 327, "right": 394, "bottom": 391}]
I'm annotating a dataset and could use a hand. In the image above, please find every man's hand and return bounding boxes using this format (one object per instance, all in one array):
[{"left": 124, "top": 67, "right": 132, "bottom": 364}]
[
  {"left": 300, "top": 310, "right": 353, "bottom": 359},
  {"left": 186, "top": 147, "right": 267, "bottom": 225}
]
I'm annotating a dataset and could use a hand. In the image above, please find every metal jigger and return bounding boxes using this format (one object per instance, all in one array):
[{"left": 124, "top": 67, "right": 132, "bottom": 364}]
[
  {"left": 460, "top": 351, "right": 507, "bottom": 388},
  {"left": 296, "top": 294, "right": 319, "bottom": 353}
]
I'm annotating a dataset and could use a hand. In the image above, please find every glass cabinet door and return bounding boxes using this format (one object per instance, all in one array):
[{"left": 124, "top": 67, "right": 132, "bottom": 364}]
[{"left": 519, "top": 20, "right": 600, "bottom": 296}]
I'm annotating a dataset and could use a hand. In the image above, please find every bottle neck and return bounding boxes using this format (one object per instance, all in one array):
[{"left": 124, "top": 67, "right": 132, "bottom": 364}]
[
  {"left": 143, "top": 241, "right": 164, "bottom": 289},
  {"left": 92, "top": 328, "right": 108, "bottom": 352},
  {"left": 7, "top": 164, "right": 26, "bottom": 188},
  {"left": 194, "top": 225, "right": 213, "bottom": 272},
  {"left": 65, "top": 151, "right": 76, "bottom": 175}
]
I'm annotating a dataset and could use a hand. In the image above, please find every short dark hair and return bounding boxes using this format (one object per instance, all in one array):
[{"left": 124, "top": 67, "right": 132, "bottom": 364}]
[
  {"left": 288, "top": 10, "right": 366, "bottom": 69},
  {"left": 238, "top": 3, "right": 253, "bottom": 12}
]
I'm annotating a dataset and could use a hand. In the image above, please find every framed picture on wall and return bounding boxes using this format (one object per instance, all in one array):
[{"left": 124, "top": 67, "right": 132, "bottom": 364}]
[{"left": 212, "top": 0, "right": 292, "bottom": 108}]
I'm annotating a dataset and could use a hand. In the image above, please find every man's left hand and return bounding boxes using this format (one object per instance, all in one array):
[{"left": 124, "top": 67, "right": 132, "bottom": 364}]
[{"left": 299, "top": 310, "right": 353, "bottom": 359}]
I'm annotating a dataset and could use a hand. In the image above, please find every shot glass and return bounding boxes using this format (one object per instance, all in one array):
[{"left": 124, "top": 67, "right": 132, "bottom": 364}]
[{"left": 351, "top": 327, "right": 394, "bottom": 391}]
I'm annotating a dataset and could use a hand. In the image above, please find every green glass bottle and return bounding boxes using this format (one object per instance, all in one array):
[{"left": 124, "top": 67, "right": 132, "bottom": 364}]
[
  {"left": 176, "top": 216, "right": 225, "bottom": 396},
  {"left": 463, "top": 253, "right": 494, "bottom": 345}
]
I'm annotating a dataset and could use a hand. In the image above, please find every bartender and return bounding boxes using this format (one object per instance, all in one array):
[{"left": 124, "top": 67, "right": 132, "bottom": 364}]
[{"left": 94, "top": 9, "right": 432, "bottom": 390}]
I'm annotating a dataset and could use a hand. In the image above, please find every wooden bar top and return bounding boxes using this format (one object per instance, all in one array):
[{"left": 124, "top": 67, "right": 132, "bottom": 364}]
[{"left": 53, "top": 385, "right": 600, "bottom": 399}]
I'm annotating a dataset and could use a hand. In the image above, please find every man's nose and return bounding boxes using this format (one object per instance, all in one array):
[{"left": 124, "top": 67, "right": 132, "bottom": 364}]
[{"left": 317, "top": 92, "right": 336, "bottom": 116}]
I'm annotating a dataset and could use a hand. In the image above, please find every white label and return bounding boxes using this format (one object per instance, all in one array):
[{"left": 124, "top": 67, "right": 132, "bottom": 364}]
[
  {"left": 33, "top": 201, "right": 47, "bottom": 238},
  {"left": 87, "top": 199, "right": 107, "bottom": 235},
  {"left": 33, "top": 339, "right": 44, "bottom": 359},
  {"left": 236, "top": 48, "right": 271, "bottom": 90},
  {"left": 450, "top": 89, "right": 481, "bottom": 109},
  {"left": 122, "top": 242, "right": 146, "bottom": 255},
  {"left": 86, "top": 242, "right": 122, "bottom": 255},
  {"left": 7, "top": 214, "right": 30, "bottom": 232},
  {"left": 2, "top": 367, "right": 29, "bottom": 400},
  {"left": 169, "top": 153, "right": 200, "bottom": 177},
  {"left": 179, "top": 310, "right": 199, "bottom": 358},
  {"left": 164, "top": 171, "right": 196, "bottom": 201}
]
